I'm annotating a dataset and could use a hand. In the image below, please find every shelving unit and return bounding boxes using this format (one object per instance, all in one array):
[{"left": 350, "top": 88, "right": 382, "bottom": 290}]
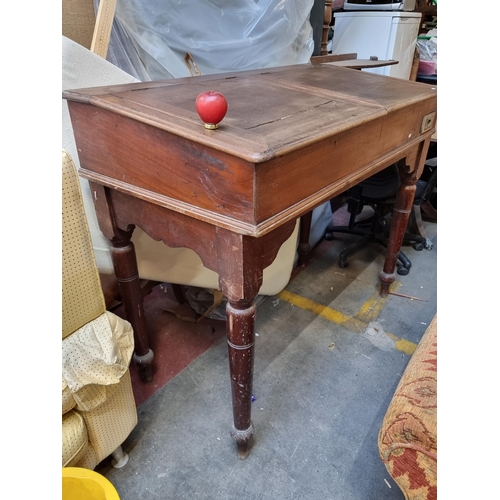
[{"left": 415, "top": 0, "right": 437, "bottom": 34}]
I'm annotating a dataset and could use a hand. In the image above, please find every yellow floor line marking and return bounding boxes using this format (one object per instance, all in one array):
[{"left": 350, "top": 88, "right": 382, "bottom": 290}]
[
  {"left": 277, "top": 285, "right": 417, "bottom": 356},
  {"left": 387, "top": 335, "right": 417, "bottom": 356},
  {"left": 353, "top": 282, "right": 402, "bottom": 323}
]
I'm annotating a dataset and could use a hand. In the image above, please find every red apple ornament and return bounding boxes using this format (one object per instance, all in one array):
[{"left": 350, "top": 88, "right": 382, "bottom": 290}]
[{"left": 195, "top": 91, "right": 228, "bottom": 129}]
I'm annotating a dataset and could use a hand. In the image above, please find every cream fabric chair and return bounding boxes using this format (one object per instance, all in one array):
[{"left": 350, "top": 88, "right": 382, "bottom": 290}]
[{"left": 62, "top": 149, "right": 138, "bottom": 470}]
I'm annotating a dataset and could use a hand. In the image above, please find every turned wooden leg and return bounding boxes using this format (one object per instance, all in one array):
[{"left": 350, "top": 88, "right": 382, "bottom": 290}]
[
  {"left": 298, "top": 211, "right": 312, "bottom": 265},
  {"left": 111, "top": 237, "right": 154, "bottom": 382},
  {"left": 171, "top": 283, "right": 186, "bottom": 304},
  {"left": 89, "top": 182, "right": 154, "bottom": 383},
  {"left": 216, "top": 228, "right": 261, "bottom": 459},
  {"left": 216, "top": 222, "right": 295, "bottom": 458},
  {"left": 408, "top": 204, "right": 427, "bottom": 239},
  {"left": 421, "top": 199, "right": 437, "bottom": 222},
  {"left": 226, "top": 300, "right": 256, "bottom": 459},
  {"left": 379, "top": 158, "right": 423, "bottom": 297}
]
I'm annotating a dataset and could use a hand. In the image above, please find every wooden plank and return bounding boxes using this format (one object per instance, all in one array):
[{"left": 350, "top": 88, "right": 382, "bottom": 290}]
[
  {"left": 310, "top": 53, "right": 358, "bottom": 64},
  {"left": 90, "top": 0, "right": 117, "bottom": 58},
  {"left": 325, "top": 59, "right": 399, "bottom": 70}
]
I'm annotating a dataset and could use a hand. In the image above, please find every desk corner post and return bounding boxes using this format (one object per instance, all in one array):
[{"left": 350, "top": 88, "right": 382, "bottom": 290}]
[
  {"left": 298, "top": 211, "right": 313, "bottom": 265},
  {"left": 111, "top": 237, "right": 155, "bottom": 383},
  {"left": 90, "top": 182, "right": 155, "bottom": 382},
  {"left": 225, "top": 299, "right": 256, "bottom": 459},
  {"left": 217, "top": 229, "right": 264, "bottom": 458},
  {"left": 379, "top": 153, "right": 425, "bottom": 296}
]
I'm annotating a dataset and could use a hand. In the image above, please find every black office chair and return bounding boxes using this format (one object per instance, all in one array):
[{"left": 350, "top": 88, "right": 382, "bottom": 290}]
[{"left": 324, "top": 163, "right": 433, "bottom": 275}]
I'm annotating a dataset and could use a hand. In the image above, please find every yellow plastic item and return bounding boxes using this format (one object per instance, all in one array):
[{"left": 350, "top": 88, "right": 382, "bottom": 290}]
[{"left": 62, "top": 467, "right": 120, "bottom": 500}]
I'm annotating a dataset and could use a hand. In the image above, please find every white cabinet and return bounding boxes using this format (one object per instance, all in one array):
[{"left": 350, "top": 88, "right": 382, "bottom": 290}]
[{"left": 331, "top": 11, "right": 421, "bottom": 80}]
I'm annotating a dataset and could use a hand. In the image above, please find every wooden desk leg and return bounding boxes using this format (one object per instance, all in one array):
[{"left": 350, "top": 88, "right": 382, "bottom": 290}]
[
  {"left": 379, "top": 160, "right": 419, "bottom": 297},
  {"left": 226, "top": 300, "right": 256, "bottom": 459},
  {"left": 408, "top": 204, "right": 427, "bottom": 239},
  {"left": 421, "top": 199, "right": 437, "bottom": 222},
  {"left": 298, "top": 211, "right": 313, "bottom": 265},
  {"left": 111, "top": 236, "right": 154, "bottom": 383},
  {"left": 216, "top": 227, "right": 265, "bottom": 459},
  {"left": 89, "top": 182, "right": 154, "bottom": 382}
]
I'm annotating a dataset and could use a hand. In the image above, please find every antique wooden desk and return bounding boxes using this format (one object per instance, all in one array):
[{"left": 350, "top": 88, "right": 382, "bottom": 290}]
[{"left": 63, "top": 63, "right": 436, "bottom": 458}]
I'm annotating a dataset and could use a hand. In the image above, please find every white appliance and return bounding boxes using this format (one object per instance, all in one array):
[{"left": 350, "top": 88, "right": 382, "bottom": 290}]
[
  {"left": 331, "top": 11, "right": 421, "bottom": 80},
  {"left": 343, "top": 0, "right": 416, "bottom": 11}
]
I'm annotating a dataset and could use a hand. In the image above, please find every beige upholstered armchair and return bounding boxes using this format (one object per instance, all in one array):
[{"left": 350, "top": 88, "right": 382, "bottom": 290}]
[{"left": 62, "top": 149, "right": 138, "bottom": 470}]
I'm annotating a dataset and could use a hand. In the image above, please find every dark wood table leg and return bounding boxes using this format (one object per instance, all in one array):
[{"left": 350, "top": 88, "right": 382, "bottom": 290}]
[
  {"left": 298, "top": 196, "right": 345, "bottom": 265},
  {"left": 89, "top": 182, "right": 154, "bottom": 382},
  {"left": 216, "top": 221, "right": 296, "bottom": 458},
  {"left": 298, "top": 211, "right": 313, "bottom": 265},
  {"left": 171, "top": 283, "right": 186, "bottom": 304},
  {"left": 111, "top": 235, "right": 154, "bottom": 382},
  {"left": 379, "top": 151, "right": 427, "bottom": 297},
  {"left": 421, "top": 200, "right": 437, "bottom": 222},
  {"left": 216, "top": 228, "right": 260, "bottom": 459},
  {"left": 408, "top": 204, "right": 428, "bottom": 239},
  {"left": 226, "top": 299, "right": 256, "bottom": 459}
]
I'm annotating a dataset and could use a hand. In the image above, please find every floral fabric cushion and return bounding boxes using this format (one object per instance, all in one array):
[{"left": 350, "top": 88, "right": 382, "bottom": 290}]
[{"left": 379, "top": 315, "right": 437, "bottom": 500}]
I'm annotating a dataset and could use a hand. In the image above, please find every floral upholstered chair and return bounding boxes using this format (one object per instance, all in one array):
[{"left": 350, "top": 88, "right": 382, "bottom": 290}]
[{"left": 378, "top": 315, "right": 437, "bottom": 500}]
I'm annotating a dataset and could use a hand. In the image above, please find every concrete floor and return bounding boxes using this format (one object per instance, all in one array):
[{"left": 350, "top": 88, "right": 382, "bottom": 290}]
[{"left": 96, "top": 214, "right": 437, "bottom": 500}]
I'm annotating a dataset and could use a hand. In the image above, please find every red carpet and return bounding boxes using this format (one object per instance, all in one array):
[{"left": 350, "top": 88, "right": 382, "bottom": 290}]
[{"left": 114, "top": 284, "right": 227, "bottom": 407}]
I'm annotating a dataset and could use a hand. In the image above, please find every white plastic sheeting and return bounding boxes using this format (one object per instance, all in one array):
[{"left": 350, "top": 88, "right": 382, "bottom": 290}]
[{"left": 96, "top": 0, "right": 315, "bottom": 81}]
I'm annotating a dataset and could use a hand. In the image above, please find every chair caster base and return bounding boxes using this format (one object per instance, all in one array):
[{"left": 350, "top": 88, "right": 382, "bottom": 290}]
[{"left": 397, "top": 266, "right": 410, "bottom": 276}]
